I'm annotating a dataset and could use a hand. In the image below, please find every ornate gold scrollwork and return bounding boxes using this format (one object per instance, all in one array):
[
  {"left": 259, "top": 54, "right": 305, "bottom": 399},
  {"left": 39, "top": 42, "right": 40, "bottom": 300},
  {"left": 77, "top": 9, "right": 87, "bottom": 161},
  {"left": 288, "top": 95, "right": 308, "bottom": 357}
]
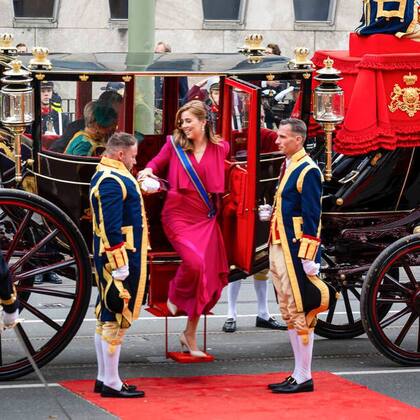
[
  {"left": 388, "top": 72, "right": 420, "bottom": 117},
  {"left": 122, "top": 75, "right": 132, "bottom": 82},
  {"left": 79, "top": 74, "right": 89, "bottom": 81},
  {"left": 35, "top": 73, "right": 45, "bottom": 80},
  {"left": 375, "top": 0, "right": 406, "bottom": 20}
]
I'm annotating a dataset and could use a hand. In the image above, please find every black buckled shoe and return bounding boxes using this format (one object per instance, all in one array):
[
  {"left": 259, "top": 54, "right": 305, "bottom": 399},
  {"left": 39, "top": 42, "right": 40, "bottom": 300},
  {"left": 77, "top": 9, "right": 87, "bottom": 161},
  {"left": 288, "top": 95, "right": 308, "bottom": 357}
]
[
  {"left": 34, "top": 275, "right": 44, "bottom": 285},
  {"left": 44, "top": 272, "right": 62, "bottom": 284},
  {"left": 94, "top": 380, "right": 137, "bottom": 394},
  {"left": 267, "top": 375, "right": 292, "bottom": 390},
  {"left": 271, "top": 378, "right": 314, "bottom": 394},
  {"left": 222, "top": 318, "right": 237, "bottom": 333},
  {"left": 101, "top": 384, "right": 145, "bottom": 398},
  {"left": 256, "top": 316, "right": 285, "bottom": 330}
]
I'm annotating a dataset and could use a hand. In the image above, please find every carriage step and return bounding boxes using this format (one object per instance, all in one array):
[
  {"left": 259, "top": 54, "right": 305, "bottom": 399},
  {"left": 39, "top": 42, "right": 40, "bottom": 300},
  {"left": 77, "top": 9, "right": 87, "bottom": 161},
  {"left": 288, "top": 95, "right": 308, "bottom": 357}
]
[{"left": 167, "top": 352, "right": 215, "bottom": 363}]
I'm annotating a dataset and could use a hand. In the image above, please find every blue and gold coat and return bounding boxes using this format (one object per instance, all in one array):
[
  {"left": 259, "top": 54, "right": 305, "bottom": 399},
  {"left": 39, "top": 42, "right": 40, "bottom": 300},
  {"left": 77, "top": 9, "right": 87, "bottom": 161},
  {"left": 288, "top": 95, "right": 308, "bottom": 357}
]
[
  {"left": 90, "top": 157, "right": 148, "bottom": 329},
  {"left": 270, "top": 148, "right": 330, "bottom": 327},
  {"left": 356, "top": 0, "right": 419, "bottom": 37}
]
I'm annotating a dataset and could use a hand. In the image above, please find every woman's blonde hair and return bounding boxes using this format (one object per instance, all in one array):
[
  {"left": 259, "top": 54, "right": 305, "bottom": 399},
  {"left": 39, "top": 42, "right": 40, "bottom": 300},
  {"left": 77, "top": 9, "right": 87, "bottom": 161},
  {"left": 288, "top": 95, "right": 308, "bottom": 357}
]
[{"left": 173, "top": 100, "right": 221, "bottom": 151}]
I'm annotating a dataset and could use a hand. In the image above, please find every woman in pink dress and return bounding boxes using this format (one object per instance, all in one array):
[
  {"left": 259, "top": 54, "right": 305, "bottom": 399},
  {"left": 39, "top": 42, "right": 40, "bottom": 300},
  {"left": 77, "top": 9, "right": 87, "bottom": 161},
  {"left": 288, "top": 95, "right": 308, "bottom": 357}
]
[{"left": 138, "top": 100, "right": 229, "bottom": 357}]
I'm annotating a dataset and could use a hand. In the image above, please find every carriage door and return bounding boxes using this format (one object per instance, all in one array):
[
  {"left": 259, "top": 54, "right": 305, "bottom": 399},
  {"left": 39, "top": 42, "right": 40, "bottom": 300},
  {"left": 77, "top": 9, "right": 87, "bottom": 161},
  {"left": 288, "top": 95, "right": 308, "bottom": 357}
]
[{"left": 221, "top": 77, "right": 260, "bottom": 274}]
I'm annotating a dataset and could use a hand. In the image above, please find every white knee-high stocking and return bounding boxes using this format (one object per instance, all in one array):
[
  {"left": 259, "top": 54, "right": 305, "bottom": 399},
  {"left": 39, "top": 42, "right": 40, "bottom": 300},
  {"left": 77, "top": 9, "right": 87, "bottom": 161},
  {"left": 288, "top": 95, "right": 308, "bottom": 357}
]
[
  {"left": 293, "top": 331, "right": 314, "bottom": 384},
  {"left": 253, "top": 279, "right": 270, "bottom": 320},
  {"left": 227, "top": 280, "right": 242, "bottom": 320},
  {"left": 94, "top": 333, "right": 105, "bottom": 382},
  {"left": 101, "top": 339, "right": 123, "bottom": 391}
]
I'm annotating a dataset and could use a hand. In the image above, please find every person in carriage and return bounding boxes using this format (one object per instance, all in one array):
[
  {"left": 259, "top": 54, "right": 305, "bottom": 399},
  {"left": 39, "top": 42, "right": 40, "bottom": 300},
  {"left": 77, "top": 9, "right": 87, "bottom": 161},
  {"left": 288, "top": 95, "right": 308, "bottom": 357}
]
[{"left": 65, "top": 102, "right": 118, "bottom": 157}]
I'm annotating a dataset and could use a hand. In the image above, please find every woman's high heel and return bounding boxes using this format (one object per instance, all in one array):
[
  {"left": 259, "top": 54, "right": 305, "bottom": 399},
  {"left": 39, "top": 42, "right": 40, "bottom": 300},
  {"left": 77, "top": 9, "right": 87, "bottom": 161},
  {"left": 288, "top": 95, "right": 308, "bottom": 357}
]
[
  {"left": 179, "top": 332, "right": 206, "bottom": 357},
  {"left": 167, "top": 299, "right": 178, "bottom": 316}
]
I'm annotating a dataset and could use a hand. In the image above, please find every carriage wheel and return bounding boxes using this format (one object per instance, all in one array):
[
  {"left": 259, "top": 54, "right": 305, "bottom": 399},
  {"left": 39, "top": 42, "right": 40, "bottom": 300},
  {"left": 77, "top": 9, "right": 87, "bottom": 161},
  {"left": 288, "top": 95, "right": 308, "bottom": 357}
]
[
  {"left": 315, "top": 253, "right": 392, "bottom": 339},
  {"left": 0, "top": 189, "right": 91, "bottom": 380},
  {"left": 361, "top": 234, "right": 420, "bottom": 366},
  {"left": 314, "top": 253, "right": 365, "bottom": 339}
]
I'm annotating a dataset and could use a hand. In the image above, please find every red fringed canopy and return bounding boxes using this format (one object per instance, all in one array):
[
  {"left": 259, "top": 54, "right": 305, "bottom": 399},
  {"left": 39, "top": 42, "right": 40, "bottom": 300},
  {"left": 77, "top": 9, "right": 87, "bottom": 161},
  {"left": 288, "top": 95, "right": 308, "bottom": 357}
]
[{"left": 307, "top": 34, "right": 420, "bottom": 155}]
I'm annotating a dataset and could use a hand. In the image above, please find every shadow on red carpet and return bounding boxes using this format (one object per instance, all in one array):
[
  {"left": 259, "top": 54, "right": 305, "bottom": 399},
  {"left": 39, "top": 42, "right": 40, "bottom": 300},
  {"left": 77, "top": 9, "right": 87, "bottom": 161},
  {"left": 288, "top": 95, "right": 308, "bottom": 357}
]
[{"left": 60, "top": 372, "right": 420, "bottom": 420}]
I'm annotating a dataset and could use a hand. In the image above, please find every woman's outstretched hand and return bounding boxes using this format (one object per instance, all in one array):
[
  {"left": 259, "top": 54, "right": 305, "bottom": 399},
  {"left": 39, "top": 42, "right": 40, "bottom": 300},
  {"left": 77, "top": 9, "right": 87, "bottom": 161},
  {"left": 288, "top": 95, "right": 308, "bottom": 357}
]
[{"left": 137, "top": 167, "right": 157, "bottom": 181}]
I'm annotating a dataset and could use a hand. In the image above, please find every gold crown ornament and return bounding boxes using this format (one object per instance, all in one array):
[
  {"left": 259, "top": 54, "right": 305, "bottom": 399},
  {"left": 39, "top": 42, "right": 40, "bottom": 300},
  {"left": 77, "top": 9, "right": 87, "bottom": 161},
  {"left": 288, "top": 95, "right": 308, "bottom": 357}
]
[
  {"left": 243, "top": 34, "right": 264, "bottom": 51},
  {"left": 28, "top": 46, "right": 52, "bottom": 70},
  {"left": 0, "top": 33, "right": 17, "bottom": 55},
  {"left": 238, "top": 33, "right": 266, "bottom": 64},
  {"left": 2, "top": 59, "right": 31, "bottom": 78},
  {"left": 403, "top": 72, "right": 418, "bottom": 86},
  {"left": 290, "top": 47, "right": 313, "bottom": 69}
]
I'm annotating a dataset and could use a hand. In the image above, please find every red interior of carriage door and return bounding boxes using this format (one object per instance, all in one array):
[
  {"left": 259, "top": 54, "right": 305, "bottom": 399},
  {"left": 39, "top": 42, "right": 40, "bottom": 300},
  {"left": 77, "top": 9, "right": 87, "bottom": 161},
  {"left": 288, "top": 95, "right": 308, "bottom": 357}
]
[{"left": 221, "top": 77, "right": 260, "bottom": 274}]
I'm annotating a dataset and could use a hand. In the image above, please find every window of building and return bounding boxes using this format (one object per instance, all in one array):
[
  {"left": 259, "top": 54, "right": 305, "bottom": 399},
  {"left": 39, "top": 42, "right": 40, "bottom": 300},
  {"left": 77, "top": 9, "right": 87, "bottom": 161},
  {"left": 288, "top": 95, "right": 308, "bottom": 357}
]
[
  {"left": 202, "top": 0, "right": 247, "bottom": 29},
  {"left": 109, "top": 0, "right": 128, "bottom": 20},
  {"left": 13, "top": 0, "right": 58, "bottom": 21},
  {"left": 293, "top": 0, "right": 337, "bottom": 25},
  {"left": 12, "top": 0, "right": 59, "bottom": 27}
]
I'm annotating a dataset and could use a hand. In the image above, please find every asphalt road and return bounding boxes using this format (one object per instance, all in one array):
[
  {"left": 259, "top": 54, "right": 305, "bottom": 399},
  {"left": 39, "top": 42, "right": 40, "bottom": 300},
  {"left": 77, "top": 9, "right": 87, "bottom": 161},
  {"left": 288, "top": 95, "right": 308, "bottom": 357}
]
[{"left": 0, "top": 277, "right": 419, "bottom": 419}]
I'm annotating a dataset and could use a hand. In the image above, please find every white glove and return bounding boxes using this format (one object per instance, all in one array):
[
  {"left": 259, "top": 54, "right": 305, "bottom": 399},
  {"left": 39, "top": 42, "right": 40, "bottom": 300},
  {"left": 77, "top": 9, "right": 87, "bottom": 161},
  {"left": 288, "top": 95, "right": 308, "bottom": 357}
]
[
  {"left": 274, "top": 86, "right": 294, "bottom": 102},
  {"left": 301, "top": 259, "right": 320, "bottom": 276},
  {"left": 3, "top": 309, "right": 19, "bottom": 327},
  {"left": 112, "top": 265, "right": 129, "bottom": 281},
  {"left": 140, "top": 176, "right": 160, "bottom": 193},
  {"left": 262, "top": 89, "right": 276, "bottom": 96}
]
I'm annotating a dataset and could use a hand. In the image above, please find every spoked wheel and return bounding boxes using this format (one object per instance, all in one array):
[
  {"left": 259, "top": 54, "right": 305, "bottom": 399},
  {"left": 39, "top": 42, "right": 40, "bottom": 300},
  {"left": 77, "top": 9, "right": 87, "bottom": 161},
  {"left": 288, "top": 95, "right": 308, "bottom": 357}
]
[
  {"left": 0, "top": 189, "right": 91, "bottom": 380},
  {"left": 361, "top": 234, "right": 420, "bottom": 366},
  {"left": 315, "top": 253, "right": 365, "bottom": 339}
]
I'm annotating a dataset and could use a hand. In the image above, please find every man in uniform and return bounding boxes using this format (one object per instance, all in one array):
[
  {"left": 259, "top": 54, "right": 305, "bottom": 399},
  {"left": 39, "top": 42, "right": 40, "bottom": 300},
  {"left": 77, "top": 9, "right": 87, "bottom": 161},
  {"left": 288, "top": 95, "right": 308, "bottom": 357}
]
[
  {"left": 90, "top": 132, "right": 148, "bottom": 398},
  {"left": 0, "top": 253, "right": 19, "bottom": 328},
  {"left": 268, "top": 118, "right": 332, "bottom": 394},
  {"left": 40, "top": 81, "right": 68, "bottom": 136}
]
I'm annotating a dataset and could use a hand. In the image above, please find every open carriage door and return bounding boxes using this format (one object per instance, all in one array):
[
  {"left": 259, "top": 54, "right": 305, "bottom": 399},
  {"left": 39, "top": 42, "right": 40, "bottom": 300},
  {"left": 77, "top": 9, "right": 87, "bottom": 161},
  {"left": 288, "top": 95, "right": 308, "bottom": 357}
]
[{"left": 222, "top": 77, "right": 260, "bottom": 274}]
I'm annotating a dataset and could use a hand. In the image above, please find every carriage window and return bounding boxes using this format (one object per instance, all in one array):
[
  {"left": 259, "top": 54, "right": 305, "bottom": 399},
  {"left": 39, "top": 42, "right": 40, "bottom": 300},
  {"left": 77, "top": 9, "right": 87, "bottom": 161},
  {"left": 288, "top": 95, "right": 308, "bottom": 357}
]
[
  {"left": 230, "top": 88, "right": 250, "bottom": 161},
  {"left": 134, "top": 76, "right": 165, "bottom": 135},
  {"left": 257, "top": 79, "right": 301, "bottom": 131},
  {"left": 38, "top": 81, "right": 75, "bottom": 152},
  {"left": 13, "top": 0, "right": 59, "bottom": 21},
  {"left": 202, "top": 0, "right": 247, "bottom": 28},
  {"left": 37, "top": 80, "right": 126, "bottom": 157},
  {"left": 109, "top": 0, "right": 128, "bottom": 20},
  {"left": 186, "top": 76, "right": 220, "bottom": 131}
]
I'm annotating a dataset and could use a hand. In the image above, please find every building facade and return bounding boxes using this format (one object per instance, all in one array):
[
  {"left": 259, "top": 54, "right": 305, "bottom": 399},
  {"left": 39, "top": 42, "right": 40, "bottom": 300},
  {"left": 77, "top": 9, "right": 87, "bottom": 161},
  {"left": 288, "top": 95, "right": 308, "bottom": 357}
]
[{"left": 0, "top": 0, "right": 361, "bottom": 57}]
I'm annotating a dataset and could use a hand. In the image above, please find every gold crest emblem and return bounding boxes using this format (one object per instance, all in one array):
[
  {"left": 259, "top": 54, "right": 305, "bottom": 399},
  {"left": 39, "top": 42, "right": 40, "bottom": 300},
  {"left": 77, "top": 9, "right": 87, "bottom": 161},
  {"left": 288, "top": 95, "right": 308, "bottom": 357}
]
[{"left": 389, "top": 73, "right": 420, "bottom": 118}]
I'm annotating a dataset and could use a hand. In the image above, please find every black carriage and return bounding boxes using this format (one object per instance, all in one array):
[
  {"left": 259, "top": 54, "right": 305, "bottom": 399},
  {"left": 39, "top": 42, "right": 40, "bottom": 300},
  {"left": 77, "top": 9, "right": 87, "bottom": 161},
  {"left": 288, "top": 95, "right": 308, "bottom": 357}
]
[{"left": 0, "top": 35, "right": 418, "bottom": 380}]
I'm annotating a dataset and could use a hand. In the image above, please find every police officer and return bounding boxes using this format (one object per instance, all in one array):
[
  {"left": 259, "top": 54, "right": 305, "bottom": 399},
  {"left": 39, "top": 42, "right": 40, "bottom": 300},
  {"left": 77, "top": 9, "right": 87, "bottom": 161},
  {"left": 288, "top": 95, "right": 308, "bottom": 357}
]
[
  {"left": 267, "top": 118, "right": 333, "bottom": 394},
  {"left": 90, "top": 132, "right": 148, "bottom": 398},
  {"left": 40, "top": 81, "right": 68, "bottom": 136}
]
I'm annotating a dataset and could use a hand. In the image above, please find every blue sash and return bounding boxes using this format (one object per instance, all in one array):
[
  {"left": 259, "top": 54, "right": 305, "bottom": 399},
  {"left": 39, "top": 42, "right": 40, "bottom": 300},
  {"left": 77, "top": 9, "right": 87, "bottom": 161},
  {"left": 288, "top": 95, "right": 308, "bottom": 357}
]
[{"left": 169, "top": 136, "right": 216, "bottom": 218}]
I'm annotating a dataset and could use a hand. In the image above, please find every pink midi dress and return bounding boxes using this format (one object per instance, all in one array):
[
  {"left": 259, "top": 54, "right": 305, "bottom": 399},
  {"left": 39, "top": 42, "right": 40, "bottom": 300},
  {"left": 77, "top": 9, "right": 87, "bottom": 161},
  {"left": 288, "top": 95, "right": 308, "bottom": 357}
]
[{"left": 146, "top": 137, "right": 229, "bottom": 318}]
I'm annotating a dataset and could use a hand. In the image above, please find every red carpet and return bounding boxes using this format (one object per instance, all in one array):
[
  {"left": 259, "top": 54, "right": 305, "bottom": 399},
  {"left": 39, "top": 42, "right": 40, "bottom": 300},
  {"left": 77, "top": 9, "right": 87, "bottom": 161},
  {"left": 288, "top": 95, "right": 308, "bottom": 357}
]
[{"left": 61, "top": 372, "right": 420, "bottom": 420}]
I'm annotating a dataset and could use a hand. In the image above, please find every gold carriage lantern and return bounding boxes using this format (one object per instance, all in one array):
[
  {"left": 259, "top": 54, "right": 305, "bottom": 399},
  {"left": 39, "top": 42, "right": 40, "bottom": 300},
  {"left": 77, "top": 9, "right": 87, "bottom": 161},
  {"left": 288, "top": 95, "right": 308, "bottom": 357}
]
[
  {"left": 0, "top": 60, "right": 34, "bottom": 182},
  {"left": 313, "top": 57, "right": 344, "bottom": 181}
]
